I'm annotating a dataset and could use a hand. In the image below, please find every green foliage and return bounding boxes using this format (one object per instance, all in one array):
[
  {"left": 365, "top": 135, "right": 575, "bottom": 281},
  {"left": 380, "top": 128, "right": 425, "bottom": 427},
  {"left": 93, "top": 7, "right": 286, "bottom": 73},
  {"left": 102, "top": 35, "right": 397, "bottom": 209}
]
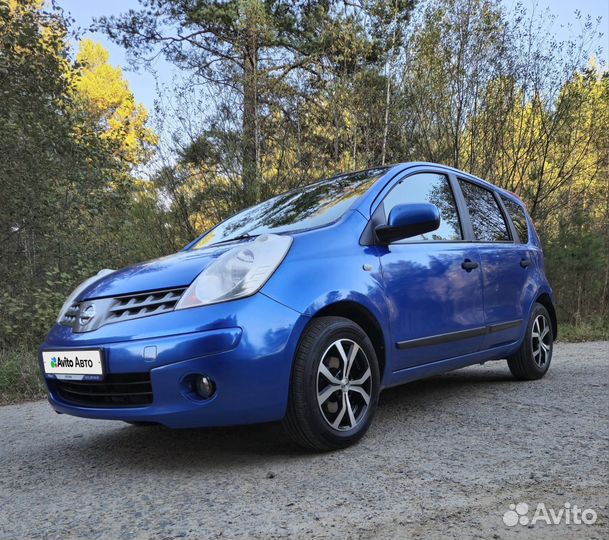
[
  {"left": 0, "top": 265, "right": 96, "bottom": 344},
  {"left": 558, "top": 321, "right": 609, "bottom": 343},
  {"left": 545, "top": 206, "right": 608, "bottom": 325},
  {"left": 0, "top": 0, "right": 160, "bottom": 347},
  {"left": 0, "top": 346, "right": 46, "bottom": 403},
  {"left": 98, "top": 0, "right": 417, "bottom": 207},
  {"left": 74, "top": 38, "right": 157, "bottom": 165}
]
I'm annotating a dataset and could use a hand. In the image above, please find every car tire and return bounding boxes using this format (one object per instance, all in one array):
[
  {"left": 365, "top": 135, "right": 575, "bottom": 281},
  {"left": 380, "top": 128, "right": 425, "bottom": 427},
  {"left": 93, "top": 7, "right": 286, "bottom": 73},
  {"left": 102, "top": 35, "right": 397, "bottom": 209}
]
[
  {"left": 282, "top": 316, "right": 380, "bottom": 451},
  {"left": 124, "top": 421, "right": 157, "bottom": 427},
  {"left": 507, "top": 303, "right": 554, "bottom": 380}
]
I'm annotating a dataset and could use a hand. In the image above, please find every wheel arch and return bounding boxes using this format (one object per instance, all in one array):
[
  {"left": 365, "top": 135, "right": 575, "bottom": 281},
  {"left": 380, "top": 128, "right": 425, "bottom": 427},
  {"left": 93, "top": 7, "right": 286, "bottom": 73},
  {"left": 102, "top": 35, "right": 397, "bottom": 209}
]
[
  {"left": 310, "top": 300, "right": 387, "bottom": 382},
  {"left": 535, "top": 292, "right": 558, "bottom": 339}
]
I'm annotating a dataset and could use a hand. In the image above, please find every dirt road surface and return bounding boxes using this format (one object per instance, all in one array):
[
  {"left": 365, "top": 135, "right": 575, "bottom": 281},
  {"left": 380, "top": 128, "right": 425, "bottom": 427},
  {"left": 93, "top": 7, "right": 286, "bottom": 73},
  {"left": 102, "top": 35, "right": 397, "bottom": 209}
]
[{"left": 1, "top": 341, "right": 607, "bottom": 539}]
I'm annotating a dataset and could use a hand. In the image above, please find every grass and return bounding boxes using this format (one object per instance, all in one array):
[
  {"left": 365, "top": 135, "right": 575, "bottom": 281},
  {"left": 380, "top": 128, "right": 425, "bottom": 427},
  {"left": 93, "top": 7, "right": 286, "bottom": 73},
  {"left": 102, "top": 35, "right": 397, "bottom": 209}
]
[
  {"left": 0, "top": 318, "right": 607, "bottom": 405},
  {"left": 0, "top": 346, "right": 46, "bottom": 405},
  {"left": 557, "top": 320, "right": 609, "bottom": 343}
]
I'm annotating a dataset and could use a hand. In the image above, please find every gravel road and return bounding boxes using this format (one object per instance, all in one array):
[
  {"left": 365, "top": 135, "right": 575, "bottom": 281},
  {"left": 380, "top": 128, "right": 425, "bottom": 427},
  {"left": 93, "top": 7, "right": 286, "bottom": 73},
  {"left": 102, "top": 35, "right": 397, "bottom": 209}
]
[{"left": 1, "top": 341, "right": 607, "bottom": 540}]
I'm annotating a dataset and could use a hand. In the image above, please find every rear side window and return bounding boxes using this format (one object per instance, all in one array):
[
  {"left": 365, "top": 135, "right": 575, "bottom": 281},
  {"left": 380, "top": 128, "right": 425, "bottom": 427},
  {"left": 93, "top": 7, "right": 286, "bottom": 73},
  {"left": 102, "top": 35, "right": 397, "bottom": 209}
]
[
  {"left": 458, "top": 180, "right": 510, "bottom": 242},
  {"left": 382, "top": 172, "right": 462, "bottom": 241},
  {"left": 501, "top": 196, "right": 529, "bottom": 243}
]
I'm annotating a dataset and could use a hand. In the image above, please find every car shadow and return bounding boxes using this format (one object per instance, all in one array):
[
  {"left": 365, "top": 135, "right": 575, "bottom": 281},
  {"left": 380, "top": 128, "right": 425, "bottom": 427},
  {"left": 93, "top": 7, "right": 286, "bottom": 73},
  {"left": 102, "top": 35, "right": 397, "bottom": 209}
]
[
  {"left": 47, "top": 363, "right": 519, "bottom": 471},
  {"left": 379, "top": 365, "right": 516, "bottom": 407}
]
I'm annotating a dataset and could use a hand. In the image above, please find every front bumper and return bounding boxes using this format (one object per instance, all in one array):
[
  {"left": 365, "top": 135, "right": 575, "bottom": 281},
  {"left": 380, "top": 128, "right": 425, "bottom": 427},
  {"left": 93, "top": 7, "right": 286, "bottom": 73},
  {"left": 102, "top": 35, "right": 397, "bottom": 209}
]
[{"left": 40, "top": 293, "right": 307, "bottom": 428}]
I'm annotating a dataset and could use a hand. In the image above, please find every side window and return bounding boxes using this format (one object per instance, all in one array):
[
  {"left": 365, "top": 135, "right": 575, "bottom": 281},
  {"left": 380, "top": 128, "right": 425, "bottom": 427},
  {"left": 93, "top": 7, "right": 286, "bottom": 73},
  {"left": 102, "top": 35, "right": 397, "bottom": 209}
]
[
  {"left": 458, "top": 180, "right": 510, "bottom": 242},
  {"left": 382, "top": 173, "right": 462, "bottom": 241},
  {"left": 501, "top": 196, "right": 529, "bottom": 243}
]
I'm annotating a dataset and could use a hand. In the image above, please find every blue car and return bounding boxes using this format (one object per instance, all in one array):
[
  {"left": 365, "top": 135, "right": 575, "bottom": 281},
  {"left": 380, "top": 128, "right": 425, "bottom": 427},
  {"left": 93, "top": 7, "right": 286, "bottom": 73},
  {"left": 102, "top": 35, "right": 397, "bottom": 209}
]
[{"left": 40, "top": 162, "right": 557, "bottom": 450}]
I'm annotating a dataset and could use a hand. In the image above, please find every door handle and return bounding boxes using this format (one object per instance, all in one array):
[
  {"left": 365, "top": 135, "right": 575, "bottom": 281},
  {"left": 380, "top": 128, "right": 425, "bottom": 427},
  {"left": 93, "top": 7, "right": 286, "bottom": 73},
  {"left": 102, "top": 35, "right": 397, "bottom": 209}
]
[
  {"left": 520, "top": 258, "right": 531, "bottom": 268},
  {"left": 461, "top": 259, "right": 479, "bottom": 271}
]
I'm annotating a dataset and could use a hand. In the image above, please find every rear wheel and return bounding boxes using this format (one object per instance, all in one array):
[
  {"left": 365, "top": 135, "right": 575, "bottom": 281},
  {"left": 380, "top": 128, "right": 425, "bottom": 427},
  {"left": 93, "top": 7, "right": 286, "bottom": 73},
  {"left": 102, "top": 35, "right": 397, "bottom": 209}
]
[
  {"left": 283, "top": 316, "right": 380, "bottom": 451},
  {"left": 507, "top": 303, "right": 554, "bottom": 380}
]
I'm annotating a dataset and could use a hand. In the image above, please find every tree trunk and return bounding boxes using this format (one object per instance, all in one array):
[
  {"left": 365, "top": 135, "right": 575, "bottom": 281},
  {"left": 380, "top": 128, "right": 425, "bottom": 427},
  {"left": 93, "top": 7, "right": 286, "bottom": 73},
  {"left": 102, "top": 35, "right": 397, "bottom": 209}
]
[
  {"left": 242, "top": 21, "right": 259, "bottom": 206},
  {"left": 381, "top": 16, "right": 398, "bottom": 167},
  {"left": 381, "top": 74, "right": 390, "bottom": 166}
]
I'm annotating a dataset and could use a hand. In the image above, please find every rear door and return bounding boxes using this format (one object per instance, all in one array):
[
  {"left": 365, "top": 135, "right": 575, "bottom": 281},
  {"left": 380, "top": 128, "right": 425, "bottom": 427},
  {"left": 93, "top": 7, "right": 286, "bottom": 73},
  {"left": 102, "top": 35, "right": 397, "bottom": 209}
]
[
  {"left": 377, "top": 170, "right": 486, "bottom": 370},
  {"left": 457, "top": 179, "right": 530, "bottom": 349}
]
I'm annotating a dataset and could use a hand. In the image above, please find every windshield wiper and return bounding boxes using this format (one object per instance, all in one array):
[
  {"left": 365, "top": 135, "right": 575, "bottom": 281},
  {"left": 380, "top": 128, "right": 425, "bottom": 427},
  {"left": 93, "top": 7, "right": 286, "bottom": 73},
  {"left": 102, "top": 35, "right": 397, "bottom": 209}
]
[{"left": 209, "top": 233, "right": 256, "bottom": 247}]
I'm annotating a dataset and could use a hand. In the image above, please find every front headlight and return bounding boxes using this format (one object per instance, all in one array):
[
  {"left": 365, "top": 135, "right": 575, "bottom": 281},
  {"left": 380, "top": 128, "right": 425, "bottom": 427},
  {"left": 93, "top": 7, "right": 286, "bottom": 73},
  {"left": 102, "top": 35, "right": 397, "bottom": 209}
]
[
  {"left": 56, "top": 269, "right": 115, "bottom": 323},
  {"left": 175, "top": 233, "right": 292, "bottom": 309}
]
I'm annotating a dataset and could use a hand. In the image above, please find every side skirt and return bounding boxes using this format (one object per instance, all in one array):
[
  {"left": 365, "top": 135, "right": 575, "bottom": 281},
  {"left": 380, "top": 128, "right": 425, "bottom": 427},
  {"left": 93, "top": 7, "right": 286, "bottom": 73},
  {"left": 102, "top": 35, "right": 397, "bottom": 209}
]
[{"left": 383, "top": 341, "right": 518, "bottom": 390}]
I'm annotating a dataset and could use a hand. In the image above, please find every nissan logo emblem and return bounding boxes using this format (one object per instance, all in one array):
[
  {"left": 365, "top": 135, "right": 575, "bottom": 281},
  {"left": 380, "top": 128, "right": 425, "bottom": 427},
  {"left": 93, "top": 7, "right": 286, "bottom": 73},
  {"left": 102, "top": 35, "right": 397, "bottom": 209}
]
[{"left": 79, "top": 304, "right": 96, "bottom": 326}]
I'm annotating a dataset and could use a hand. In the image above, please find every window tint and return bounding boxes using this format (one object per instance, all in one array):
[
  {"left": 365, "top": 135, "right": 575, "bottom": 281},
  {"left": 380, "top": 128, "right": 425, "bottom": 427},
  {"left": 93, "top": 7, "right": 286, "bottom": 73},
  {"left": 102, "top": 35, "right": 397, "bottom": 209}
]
[
  {"left": 501, "top": 196, "right": 529, "bottom": 243},
  {"left": 382, "top": 173, "right": 462, "bottom": 241},
  {"left": 458, "top": 180, "right": 510, "bottom": 242}
]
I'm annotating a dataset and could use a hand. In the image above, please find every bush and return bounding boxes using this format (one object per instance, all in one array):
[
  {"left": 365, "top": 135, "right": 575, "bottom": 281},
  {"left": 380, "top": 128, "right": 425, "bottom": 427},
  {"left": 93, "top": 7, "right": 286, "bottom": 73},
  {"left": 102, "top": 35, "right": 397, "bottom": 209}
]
[
  {"left": 0, "top": 346, "right": 46, "bottom": 404},
  {"left": 557, "top": 319, "right": 609, "bottom": 343}
]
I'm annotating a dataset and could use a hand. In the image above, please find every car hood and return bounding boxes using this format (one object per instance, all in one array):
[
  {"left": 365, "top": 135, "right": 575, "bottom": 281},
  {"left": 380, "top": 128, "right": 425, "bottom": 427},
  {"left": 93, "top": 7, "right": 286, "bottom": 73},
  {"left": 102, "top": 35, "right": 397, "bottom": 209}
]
[{"left": 78, "top": 247, "right": 228, "bottom": 300}]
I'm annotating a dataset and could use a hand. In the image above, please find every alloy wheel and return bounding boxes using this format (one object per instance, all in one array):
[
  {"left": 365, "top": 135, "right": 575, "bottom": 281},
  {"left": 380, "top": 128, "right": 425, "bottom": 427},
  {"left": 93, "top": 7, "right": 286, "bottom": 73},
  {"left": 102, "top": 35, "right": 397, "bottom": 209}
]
[
  {"left": 531, "top": 314, "right": 551, "bottom": 368},
  {"left": 316, "top": 338, "right": 372, "bottom": 431}
]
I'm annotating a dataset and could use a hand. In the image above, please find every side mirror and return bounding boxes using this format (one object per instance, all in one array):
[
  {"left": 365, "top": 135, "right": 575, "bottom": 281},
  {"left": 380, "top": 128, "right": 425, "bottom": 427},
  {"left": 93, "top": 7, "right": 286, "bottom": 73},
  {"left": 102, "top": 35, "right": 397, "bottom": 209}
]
[{"left": 375, "top": 203, "right": 441, "bottom": 244}]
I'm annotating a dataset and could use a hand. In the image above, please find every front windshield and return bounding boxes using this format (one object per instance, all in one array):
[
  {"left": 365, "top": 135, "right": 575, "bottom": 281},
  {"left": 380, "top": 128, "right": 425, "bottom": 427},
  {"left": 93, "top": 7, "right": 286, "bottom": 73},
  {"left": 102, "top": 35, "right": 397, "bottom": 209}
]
[{"left": 192, "top": 167, "right": 388, "bottom": 249}]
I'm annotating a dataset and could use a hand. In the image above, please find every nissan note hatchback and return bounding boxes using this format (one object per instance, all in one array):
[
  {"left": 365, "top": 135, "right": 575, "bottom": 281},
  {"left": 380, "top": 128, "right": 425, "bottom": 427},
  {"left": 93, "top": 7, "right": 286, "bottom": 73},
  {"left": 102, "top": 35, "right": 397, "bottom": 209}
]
[{"left": 40, "top": 162, "right": 557, "bottom": 450}]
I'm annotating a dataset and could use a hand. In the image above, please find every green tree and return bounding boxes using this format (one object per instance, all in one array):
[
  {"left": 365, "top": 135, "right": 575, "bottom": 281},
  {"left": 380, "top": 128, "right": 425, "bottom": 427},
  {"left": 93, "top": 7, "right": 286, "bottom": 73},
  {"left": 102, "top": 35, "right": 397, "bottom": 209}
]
[
  {"left": 74, "top": 38, "right": 157, "bottom": 166},
  {"left": 98, "top": 0, "right": 337, "bottom": 206},
  {"left": 0, "top": 1, "right": 158, "bottom": 344}
]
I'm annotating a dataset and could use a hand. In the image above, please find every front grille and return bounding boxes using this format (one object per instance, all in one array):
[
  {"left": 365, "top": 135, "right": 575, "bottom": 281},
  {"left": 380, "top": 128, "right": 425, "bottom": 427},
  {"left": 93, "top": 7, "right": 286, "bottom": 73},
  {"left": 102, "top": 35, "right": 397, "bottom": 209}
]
[
  {"left": 61, "top": 303, "right": 80, "bottom": 326},
  {"left": 107, "top": 288, "right": 185, "bottom": 323},
  {"left": 51, "top": 373, "right": 153, "bottom": 407},
  {"left": 60, "top": 287, "right": 186, "bottom": 332}
]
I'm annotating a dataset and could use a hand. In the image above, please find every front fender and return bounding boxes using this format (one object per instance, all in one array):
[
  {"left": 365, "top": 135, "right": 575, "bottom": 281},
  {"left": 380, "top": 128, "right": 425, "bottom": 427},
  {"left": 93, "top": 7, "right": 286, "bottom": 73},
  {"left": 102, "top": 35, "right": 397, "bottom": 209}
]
[
  {"left": 262, "top": 211, "right": 386, "bottom": 314},
  {"left": 261, "top": 211, "right": 393, "bottom": 373}
]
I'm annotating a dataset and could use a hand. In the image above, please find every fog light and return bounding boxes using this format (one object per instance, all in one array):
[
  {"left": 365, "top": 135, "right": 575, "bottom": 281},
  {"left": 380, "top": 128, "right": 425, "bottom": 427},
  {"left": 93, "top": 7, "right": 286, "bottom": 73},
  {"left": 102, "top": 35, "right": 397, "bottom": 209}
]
[{"left": 194, "top": 375, "right": 216, "bottom": 399}]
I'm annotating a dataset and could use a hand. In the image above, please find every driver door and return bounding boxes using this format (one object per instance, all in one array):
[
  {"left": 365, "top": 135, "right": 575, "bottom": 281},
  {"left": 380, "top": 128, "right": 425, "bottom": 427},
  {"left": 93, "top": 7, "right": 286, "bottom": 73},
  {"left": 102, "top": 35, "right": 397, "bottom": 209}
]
[{"left": 377, "top": 171, "right": 486, "bottom": 370}]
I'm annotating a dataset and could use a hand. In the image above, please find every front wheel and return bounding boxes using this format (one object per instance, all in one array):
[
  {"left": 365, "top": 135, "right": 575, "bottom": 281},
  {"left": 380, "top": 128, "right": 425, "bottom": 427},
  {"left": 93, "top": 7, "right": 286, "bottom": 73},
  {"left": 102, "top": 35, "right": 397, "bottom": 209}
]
[
  {"left": 507, "top": 303, "right": 554, "bottom": 380},
  {"left": 282, "top": 316, "right": 380, "bottom": 451}
]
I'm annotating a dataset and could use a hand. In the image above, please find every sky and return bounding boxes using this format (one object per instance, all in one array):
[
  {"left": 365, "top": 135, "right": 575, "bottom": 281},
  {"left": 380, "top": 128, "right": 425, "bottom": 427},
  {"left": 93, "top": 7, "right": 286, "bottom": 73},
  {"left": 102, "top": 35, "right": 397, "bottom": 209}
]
[
  {"left": 59, "top": 0, "right": 167, "bottom": 114},
  {"left": 58, "top": 0, "right": 609, "bottom": 115}
]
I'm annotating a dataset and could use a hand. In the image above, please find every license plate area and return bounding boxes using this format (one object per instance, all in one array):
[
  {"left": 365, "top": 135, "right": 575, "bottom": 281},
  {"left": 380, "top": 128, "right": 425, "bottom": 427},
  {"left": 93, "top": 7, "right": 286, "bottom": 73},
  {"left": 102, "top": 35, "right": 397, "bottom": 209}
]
[{"left": 42, "top": 349, "right": 105, "bottom": 381}]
